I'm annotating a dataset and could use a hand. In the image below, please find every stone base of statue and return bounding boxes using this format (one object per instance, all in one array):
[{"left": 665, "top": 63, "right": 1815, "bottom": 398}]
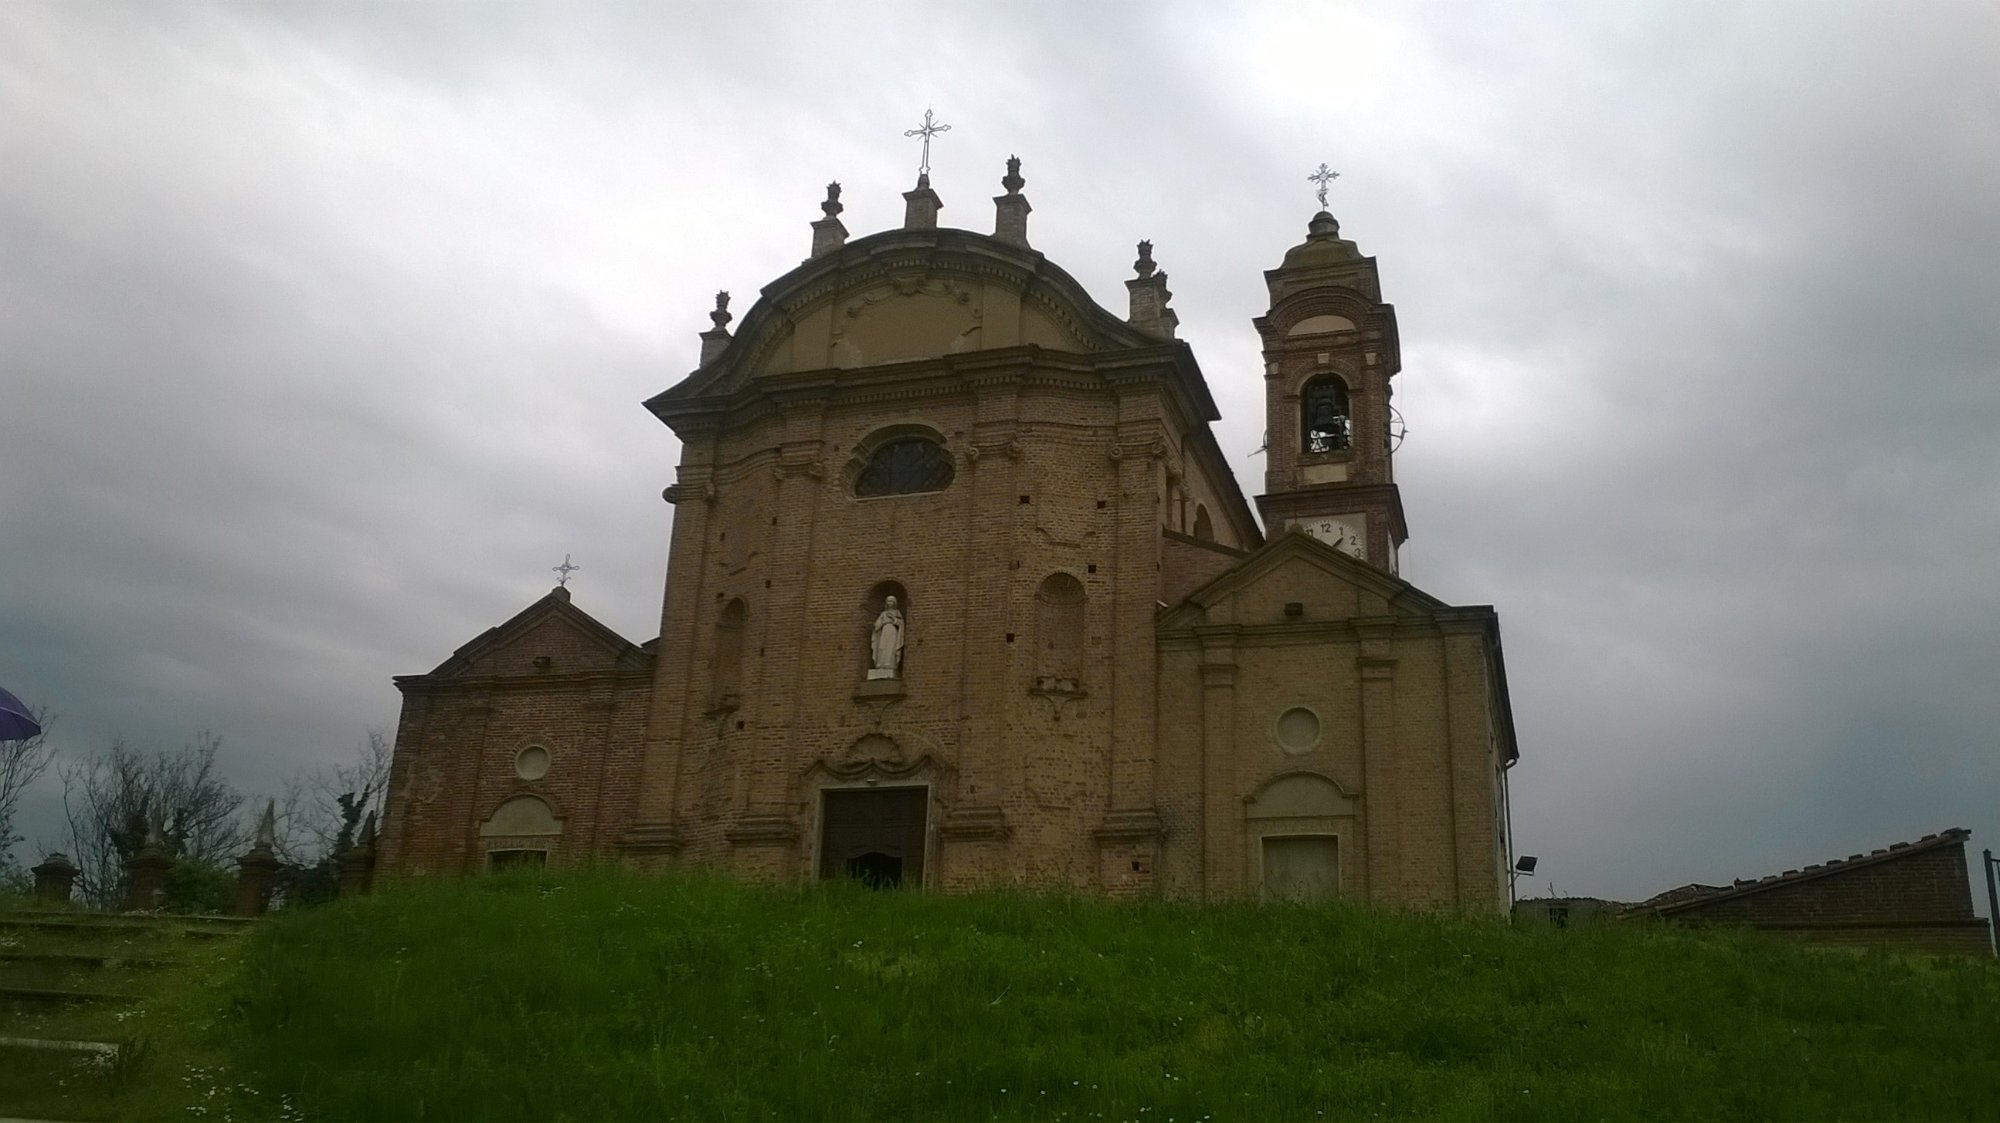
[
  {"left": 865, "top": 668, "right": 897, "bottom": 680},
  {"left": 854, "top": 677, "right": 905, "bottom": 702}
]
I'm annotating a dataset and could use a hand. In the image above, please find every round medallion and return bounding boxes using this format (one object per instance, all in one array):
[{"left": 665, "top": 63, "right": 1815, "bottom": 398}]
[
  {"left": 514, "top": 745, "right": 551, "bottom": 781},
  {"left": 1274, "top": 707, "right": 1322, "bottom": 755}
]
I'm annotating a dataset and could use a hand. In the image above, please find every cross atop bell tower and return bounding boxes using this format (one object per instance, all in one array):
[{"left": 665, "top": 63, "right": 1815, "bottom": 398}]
[{"left": 1251, "top": 193, "right": 1407, "bottom": 572}]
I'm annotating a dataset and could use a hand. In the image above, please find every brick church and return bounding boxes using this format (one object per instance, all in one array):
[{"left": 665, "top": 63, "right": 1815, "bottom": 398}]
[{"left": 377, "top": 157, "right": 1523, "bottom": 910}]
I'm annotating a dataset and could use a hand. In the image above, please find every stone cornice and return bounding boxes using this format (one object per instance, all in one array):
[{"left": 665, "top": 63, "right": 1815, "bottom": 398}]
[{"left": 394, "top": 669, "right": 654, "bottom": 696}]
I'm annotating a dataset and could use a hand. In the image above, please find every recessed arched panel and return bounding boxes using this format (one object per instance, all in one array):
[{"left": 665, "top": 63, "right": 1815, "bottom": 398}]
[
  {"left": 1246, "top": 773, "right": 1355, "bottom": 820},
  {"left": 480, "top": 795, "right": 564, "bottom": 837},
  {"left": 1287, "top": 313, "right": 1357, "bottom": 336}
]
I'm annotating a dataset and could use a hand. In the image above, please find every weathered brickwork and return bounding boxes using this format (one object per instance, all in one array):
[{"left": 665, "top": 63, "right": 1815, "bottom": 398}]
[
  {"left": 379, "top": 182, "right": 1521, "bottom": 910},
  {"left": 1635, "top": 830, "right": 1992, "bottom": 955},
  {"left": 376, "top": 592, "right": 655, "bottom": 877}
]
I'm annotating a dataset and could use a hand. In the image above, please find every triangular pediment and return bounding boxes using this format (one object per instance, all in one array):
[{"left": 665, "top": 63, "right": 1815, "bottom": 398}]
[
  {"left": 1158, "top": 530, "right": 1451, "bottom": 631},
  {"left": 406, "top": 588, "right": 651, "bottom": 682},
  {"left": 648, "top": 228, "right": 1161, "bottom": 418}
]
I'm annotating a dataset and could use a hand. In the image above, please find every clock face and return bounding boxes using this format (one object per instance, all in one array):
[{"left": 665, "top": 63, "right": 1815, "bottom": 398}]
[{"left": 1301, "top": 517, "right": 1365, "bottom": 559}]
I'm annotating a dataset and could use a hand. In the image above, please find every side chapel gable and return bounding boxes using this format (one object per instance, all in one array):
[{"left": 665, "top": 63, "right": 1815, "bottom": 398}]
[
  {"left": 406, "top": 587, "right": 650, "bottom": 682},
  {"left": 1157, "top": 530, "right": 1450, "bottom": 631}
]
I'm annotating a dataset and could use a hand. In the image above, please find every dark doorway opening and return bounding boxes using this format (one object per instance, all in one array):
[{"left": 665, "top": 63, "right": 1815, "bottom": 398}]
[
  {"left": 820, "top": 787, "right": 927, "bottom": 887},
  {"left": 846, "top": 851, "right": 904, "bottom": 888},
  {"left": 488, "top": 849, "right": 548, "bottom": 873}
]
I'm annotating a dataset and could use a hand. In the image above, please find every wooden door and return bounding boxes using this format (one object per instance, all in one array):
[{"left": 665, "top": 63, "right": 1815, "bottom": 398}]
[{"left": 819, "top": 787, "right": 928, "bottom": 887}]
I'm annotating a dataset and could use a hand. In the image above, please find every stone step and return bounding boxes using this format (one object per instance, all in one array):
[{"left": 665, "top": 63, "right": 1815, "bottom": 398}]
[
  {"left": 0, "top": 1033, "right": 122, "bottom": 1058},
  {"left": 2, "top": 908, "right": 256, "bottom": 930},
  {"left": 0, "top": 985, "right": 143, "bottom": 1009},
  {"left": 0, "top": 952, "right": 179, "bottom": 991},
  {"left": 0, "top": 950, "right": 177, "bottom": 970},
  {"left": 0, "top": 915, "right": 249, "bottom": 944}
]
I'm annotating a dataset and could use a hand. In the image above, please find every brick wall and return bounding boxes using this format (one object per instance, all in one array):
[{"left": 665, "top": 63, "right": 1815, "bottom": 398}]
[{"left": 1661, "top": 837, "right": 1992, "bottom": 956}]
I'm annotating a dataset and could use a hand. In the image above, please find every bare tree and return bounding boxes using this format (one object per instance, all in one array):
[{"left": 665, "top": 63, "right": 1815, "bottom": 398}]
[
  {"left": 0, "top": 708, "right": 57, "bottom": 874},
  {"left": 269, "top": 730, "right": 392, "bottom": 907},
  {"left": 60, "top": 733, "right": 247, "bottom": 905},
  {"left": 274, "top": 729, "right": 391, "bottom": 865}
]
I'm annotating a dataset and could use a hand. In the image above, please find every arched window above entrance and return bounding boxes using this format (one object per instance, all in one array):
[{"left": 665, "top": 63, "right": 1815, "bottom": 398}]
[{"left": 854, "top": 437, "right": 955, "bottom": 497}]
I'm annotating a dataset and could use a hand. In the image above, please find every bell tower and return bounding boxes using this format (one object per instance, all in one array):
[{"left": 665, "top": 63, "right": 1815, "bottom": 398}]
[{"left": 1252, "top": 205, "right": 1406, "bottom": 572}]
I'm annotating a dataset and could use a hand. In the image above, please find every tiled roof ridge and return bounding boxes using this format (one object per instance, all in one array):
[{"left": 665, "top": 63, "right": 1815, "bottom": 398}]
[{"left": 1637, "top": 828, "right": 1970, "bottom": 915}]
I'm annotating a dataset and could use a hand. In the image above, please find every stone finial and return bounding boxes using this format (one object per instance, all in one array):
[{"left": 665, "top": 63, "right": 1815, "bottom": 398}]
[
  {"left": 252, "top": 798, "right": 276, "bottom": 852},
  {"left": 31, "top": 852, "right": 77, "bottom": 905},
  {"left": 1126, "top": 241, "right": 1178, "bottom": 339},
  {"left": 1308, "top": 210, "right": 1341, "bottom": 239},
  {"left": 903, "top": 174, "right": 943, "bottom": 231},
  {"left": 125, "top": 820, "right": 175, "bottom": 911},
  {"left": 233, "top": 808, "right": 283, "bottom": 917},
  {"left": 699, "top": 290, "right": 734, "bottom": 364},
  {"left": 811, "top": 181, "right": 849, "bottom": 258},
  {"left": 992, "top": 155, "right": 1031, "bottom": 249}
]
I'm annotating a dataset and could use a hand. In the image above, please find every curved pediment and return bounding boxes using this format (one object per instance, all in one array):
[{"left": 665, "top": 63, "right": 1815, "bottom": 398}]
[{"left": 654, "top": 229, "right": 1157, "bottom": 408}]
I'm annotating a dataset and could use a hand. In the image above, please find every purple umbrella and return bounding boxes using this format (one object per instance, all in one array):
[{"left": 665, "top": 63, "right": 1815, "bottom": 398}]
[{"left": 0, "top": 686, "right": 43, "bottom": 741}]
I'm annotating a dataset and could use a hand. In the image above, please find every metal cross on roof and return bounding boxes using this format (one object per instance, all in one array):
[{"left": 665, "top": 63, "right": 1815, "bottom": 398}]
[
  {"left": 552, "top": 554, "right": 580, "bottom": 588},
  {"left": 1307, "top": 162, "right": 1341, "bottom": 209},
  {"left": 904, "top": 108, "right": 951, "bottom": 177}
]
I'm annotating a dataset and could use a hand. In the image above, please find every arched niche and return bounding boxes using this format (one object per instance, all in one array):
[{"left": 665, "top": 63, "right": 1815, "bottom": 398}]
[
  {"left": 1192, "top": 504, "right": 1214, "bottom": 542},
  {"left": 861, "top": 580, "right": 910, "bottom": 680},
  {"left": 1034, "top": 572, "right": 1086, "bottom": 691},
  {"left": 712, "top": 597, "right": 747, "bottom": 710}
]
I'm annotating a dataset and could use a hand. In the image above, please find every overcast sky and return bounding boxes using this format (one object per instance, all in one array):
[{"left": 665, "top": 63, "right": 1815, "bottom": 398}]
[{"left": 4, "top": 1, "right": 1996, "bottom": 905}]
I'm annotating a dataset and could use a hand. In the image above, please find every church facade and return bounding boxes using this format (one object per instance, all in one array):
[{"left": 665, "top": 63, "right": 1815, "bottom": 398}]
[{"left": 377, "top": 161, "right": 1521, "bottom": 910}]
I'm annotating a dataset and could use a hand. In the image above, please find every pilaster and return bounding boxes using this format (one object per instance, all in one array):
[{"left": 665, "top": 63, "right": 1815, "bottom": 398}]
[
  {"left": 1355, "top": 621, "right": 1399, "bottom": 902},
  {"left": 1196, "top": 634, "right": 1238, "bottom": 898}
]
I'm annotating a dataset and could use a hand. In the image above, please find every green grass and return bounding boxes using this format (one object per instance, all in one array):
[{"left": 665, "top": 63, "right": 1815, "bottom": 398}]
[{"left": 130, "top": 871, "right": 2000, "bottom": 1121}]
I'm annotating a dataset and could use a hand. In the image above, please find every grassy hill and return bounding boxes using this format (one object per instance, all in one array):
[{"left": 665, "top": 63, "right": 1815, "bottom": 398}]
[{"left": 110, "top": 871, "right": 2000, "bottom": 1120}]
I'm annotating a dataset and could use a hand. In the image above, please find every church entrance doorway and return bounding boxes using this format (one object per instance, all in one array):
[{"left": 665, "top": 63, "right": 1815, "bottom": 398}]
[{"left": 819, "top": 787, "right": 927, "bottom": 887}]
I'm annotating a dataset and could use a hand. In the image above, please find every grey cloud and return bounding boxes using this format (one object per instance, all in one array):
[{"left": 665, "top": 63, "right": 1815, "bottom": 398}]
[{"left": 3, "top": 2, "right": 1995, "bottom": 908}]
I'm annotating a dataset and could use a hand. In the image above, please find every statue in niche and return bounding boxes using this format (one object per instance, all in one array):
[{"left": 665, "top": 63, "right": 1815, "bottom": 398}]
[{"left": 867, "top": 595, "right": 905, "bottom": 680}]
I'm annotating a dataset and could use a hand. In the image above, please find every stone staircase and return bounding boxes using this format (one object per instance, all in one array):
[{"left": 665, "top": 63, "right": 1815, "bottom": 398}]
[{"left": 0, "top": 909, "right": 257, "bottom": 1122}]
